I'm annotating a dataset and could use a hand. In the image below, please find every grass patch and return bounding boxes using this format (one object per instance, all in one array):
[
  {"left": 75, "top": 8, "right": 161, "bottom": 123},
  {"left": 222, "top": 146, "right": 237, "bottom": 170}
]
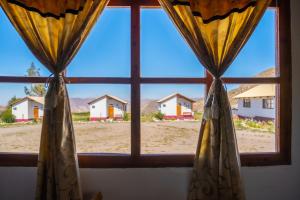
[
  {"left": 234, "top": 118, "right": 275, "bottom": 133},
  {"left": 72, "top": 112, "right": 90, "bottom": 122}
]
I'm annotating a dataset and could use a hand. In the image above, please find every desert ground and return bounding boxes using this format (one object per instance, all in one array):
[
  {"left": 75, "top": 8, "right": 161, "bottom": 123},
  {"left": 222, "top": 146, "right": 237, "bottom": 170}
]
[{"left": 0, "top": 121, "right": 275, "bottom": 154}]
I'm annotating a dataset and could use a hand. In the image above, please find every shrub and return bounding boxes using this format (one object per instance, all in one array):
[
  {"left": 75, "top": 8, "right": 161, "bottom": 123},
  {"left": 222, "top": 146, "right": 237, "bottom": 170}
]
[
  {"left": 1, "top": 108, "right": 15, "bottom": 123},
  {"left": 123, "top": 112, "right": 130, "bottom": 121},
  {"left": 154, "top": 112, "right": 164, "bottom": 120},
  {"left": 72, "top": 112, "right": 90, "bottom": 122}
]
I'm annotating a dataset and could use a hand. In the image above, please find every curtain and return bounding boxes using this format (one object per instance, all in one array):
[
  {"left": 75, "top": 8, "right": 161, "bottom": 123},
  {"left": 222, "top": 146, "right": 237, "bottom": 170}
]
[
  {"left": 0, "top": 0, "right": 109, "bottom": 199},
  {"left": 158, "top": 0, "right": 271, "bottom": 200}
]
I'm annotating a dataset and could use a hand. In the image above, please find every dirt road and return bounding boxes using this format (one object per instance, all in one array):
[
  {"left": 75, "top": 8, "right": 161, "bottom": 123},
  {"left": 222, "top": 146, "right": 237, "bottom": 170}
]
[{"left": 0, "top": 121, "right": 275, "bottom": 153}]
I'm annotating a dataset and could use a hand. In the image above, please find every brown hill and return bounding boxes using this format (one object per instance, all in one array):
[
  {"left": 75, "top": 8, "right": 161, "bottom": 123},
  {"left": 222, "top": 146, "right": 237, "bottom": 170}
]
[
  {"left": 0, "top": 106, "right": 6, "bottom": 114},
  {"left": 227, "top": 67, "right": 275, "bottom": 106},
  {"left": 193, "top": 67, "right": 275, "bottom": 110}
]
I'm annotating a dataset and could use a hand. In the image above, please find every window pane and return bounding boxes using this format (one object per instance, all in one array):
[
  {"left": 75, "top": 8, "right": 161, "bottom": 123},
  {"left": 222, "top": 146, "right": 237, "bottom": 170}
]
[
  {"left": 228, "top": 83, "right": 277, "bottom": 153},
  {"left": 67, "top": 84, "right": 130, "bottom": 153},
  {"left": 0, "top": 84, "right": 44, "bottom": 153},
  {"left": 223, "top": 9, "right": 277, "bottom": 77},
  {"left": 141, "top": 9, "right": 205, "bottom": 77},
  {"left": 141, "top": 84, "right": 205, "bottom": 154},
  {"left": 67, "top": 8, "right": 130, "bottom": 77},
  {"left": 0, "top": 9, "right": 50, "bottom": 76}
]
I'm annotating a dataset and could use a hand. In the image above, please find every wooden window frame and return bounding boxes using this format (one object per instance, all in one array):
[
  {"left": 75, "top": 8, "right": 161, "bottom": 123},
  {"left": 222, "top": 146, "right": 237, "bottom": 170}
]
[{"left": 0, "top": 0, "right": 291, "bottom": 167}]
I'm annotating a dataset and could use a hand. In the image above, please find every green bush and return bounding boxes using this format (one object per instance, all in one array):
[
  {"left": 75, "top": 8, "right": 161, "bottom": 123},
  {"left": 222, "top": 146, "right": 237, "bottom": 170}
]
[
  {"left": 123, "top": 112, "right": 130, "bottom": 121},
  {"left": 72, "top": 112, "right": 90, "bottom": 122},
  {"left": 194, "top": 112, "right": 203, "bottom": 121},
  {"left": 154, "top": 112, "right": 164, "bottom": 120},
  {"left": 1, "top": 108, "right": 15, "bottom": 123}
]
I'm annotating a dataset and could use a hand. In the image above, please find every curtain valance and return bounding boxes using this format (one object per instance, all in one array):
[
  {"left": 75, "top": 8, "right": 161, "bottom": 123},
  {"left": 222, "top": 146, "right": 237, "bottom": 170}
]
[
  {"left": 171, "top": 0, "right": 258, "bottom": 23},
  {"left": 7, "top": 0, "right": 87, "bottom": 18}
]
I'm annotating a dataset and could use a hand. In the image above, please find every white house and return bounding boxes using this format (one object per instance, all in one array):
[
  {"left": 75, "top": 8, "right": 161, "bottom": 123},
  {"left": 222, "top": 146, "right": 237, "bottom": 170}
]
[
  {"left": 234, "top": 84, "right": 276, "bottom": 120},
  {"left": 11, "top": 96, "right": 44, "bottom": 122},
  {"left": 88, "top": 95, "right": 127, "bottom": 121},
  {"left": 157, "top": 93, "right": 195, "bottom": 120}
]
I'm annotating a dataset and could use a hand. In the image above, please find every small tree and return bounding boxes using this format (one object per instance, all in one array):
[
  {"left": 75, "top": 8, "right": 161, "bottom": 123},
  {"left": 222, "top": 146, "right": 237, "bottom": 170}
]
[
  {"left": 7, "top": 96, "right": 21, "bottom": 107},
  {"left": 154, "top": 112, "right": 164, "bottom": 120},
  {"left": 24, "top": 62, "right": 46, "bottom": 97},
  {"left": 1, "top": 108, "right": 15, "bottom": 123},
  {"left": 123, "top": 112, "right": 130, "bottom": 121}
]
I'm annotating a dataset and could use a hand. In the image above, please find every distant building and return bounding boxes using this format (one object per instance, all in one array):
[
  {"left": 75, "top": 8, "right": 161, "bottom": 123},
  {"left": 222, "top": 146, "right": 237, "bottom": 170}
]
[
  {"left": 88, "top": 95, "right": 127, "bottom": 121},
  {"left": 234, "top": 84, "right": 276, "bottom": 120},
  {"left": 11, "top": 96, "right": 44, "bottom": 122},
  {"left": 157, "top": 93, "right": 195, "bottom": 120}
]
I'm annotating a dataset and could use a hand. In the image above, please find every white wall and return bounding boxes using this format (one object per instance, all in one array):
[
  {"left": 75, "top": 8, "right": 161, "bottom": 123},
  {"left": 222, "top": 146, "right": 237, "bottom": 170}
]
[
  {"left": 12, "top": 100, "right": 28, "bottom": 120},
  {"left": 90, "top": 98, "right": 107, "bottom": 118},
  {"left": 1, "top": 1, "right": 300, "bottom": 200},
  {"left": 27, "top": 100, "right": 44, "bottom": 119},
  {"left": 237, "top": 97, "right": 275, "bottom": 119},
  {"left": 177, "top": 97, "right": 193, "bottom": 115},
  {"left": 159, "top": 97, "right": 177, "bottom": 116},
  {"left": 107, "top": 98, "right": 126, "bottom": 118}
]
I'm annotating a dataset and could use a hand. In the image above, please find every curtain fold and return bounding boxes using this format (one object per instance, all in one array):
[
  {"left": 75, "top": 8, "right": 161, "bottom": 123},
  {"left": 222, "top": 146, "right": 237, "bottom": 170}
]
[
  {"left": 158, "top": 0, "right": 271, "bottom": 199},
  {"left": 0, "top": 0, "right": 109, "bottom": 199}
]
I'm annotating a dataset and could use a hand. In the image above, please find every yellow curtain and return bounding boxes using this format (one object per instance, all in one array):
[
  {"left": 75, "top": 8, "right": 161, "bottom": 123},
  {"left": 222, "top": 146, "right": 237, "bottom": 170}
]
[
  {"left": 158, "top": 0, "right": 271, "bottom": 200},
  {"left": 0, "top": 0, "right": 109, "bottom": 199}
]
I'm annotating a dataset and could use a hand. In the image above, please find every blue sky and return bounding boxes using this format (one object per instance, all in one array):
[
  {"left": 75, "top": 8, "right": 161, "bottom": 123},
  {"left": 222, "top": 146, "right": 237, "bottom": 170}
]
[{"left": 0, "top": 8, "right": 275, "bottom": 105}]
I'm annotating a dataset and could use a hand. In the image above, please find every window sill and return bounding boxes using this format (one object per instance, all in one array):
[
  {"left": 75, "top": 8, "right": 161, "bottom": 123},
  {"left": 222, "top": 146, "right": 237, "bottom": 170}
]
[{"left": 0, "top": 152, "right": 291, "bottom": 168}]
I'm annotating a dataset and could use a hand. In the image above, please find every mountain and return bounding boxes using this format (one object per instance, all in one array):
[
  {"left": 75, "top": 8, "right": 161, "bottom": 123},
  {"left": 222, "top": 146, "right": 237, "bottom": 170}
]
[
  {"left": 69, "top": 98, "right": 93, "bottom": 113},
  {"left": 0, "top": 106, "right": 6, "bottom": 114}
]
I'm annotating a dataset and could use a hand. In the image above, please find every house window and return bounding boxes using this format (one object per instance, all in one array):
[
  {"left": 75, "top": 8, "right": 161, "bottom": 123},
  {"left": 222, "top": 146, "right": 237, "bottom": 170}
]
[
  {"left": 13, "top": 107, "right": 17, "bottom": 110},
  {"left": 92, "top": 106, "right": 95, "bottom": 109},
  {"left": 0, "top": 0, "right": 291, "bottom": 167},
  {"left": 263, "top": 99, "right": 274, "bottom": 109},
  {"left": 243, "top": 99, "right": 251, "bottom": 108},
  {"left": 162, "top": 104, "right": 166, "bottom": 107}
]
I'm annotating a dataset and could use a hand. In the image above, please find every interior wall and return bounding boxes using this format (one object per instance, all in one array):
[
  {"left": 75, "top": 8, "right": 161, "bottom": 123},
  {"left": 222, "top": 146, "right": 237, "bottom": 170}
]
[{"left": 1, "top": 0, "right": 300, "bottom": 199}]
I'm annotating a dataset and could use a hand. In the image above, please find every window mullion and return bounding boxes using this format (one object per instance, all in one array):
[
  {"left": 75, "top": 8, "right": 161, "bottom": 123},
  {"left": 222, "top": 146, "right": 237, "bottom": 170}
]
[{"left": 130, "top": 3, "right": 141, "bottom": 157}]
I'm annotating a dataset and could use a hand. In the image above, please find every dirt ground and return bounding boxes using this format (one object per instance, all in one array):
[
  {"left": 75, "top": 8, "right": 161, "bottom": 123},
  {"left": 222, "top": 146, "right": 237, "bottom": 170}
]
[{"left": 0, "top": 121, "right": 275, "bottom": 154}]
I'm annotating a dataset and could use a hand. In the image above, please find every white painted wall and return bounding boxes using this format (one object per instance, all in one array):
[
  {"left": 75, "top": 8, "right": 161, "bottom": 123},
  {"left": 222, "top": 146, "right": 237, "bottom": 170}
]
[
  {"left": 89, "top": 98, "right": 107, "bottom": 118},
  {"left": 177, "top": 97, "right": 193, "bottom": 115},
  {"left": 90, "top": 97, "right": 126, "bottom": 119},
  {"left": 159, "top": 97, "right": 177, "bottom": 116},
  {"left": 237, "top": 97, "right": 275, "bottom": 119},
  {"left": 12, "top": 100, "right": 28, "bottom": 120},
  {"left": 27, "top": 100, "right": 44, "bottom": 119},
  {"left": 1, "top": 1, "right": 300, "bottom": 200},
  {"left": 107, "top": 98, "right": 126, "bottom": 118}
]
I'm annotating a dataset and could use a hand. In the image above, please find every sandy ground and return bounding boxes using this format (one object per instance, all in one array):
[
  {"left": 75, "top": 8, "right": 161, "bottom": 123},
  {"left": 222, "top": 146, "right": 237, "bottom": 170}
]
[{"left": 0, "top": 121, "right": 275, "bottom": 154}]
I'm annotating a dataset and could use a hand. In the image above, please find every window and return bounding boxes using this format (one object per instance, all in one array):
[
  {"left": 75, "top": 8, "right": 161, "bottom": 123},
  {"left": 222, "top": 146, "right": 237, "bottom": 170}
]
[
  {"left": 243, "top": 99, "right": 251, "bottom": 108},
  {"left": 0, "top": 0, "right": 291, "bottom": 167},
  {"left": 263, "top": 99, "right": 275, "bottom": 109}
]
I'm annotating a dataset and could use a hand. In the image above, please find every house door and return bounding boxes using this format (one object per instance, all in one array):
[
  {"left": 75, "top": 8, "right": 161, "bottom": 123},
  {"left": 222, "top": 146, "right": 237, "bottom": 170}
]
[
  {"left": 34, "top": 106, "right": 39, "bottom": 120},
  {"left": 108, "top": 105, "right": 114, "bottom": 118},
  {"left": 177, "top": 103, "right": 181, "bottom": 116}
]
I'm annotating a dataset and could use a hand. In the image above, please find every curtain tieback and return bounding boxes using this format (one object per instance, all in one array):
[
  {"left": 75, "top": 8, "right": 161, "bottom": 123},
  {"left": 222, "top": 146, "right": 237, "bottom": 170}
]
[
  {"left": 45, "top": 72, "right": 67, "bottom": 110},
  {"left": 203, "top": 78, "right": 223, "bottom": 120}
]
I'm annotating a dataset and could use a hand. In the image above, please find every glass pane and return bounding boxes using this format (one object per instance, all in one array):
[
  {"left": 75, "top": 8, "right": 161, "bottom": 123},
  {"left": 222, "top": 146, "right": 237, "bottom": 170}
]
[
  {"left": 224, "top": 9, "right": 277, "bottom": 77},
  {"left": 0, "top": 83, "right": 45, "bottom": 153},
  {"left": 141, "top": 84, "right": 205, "bottom": 154},
  {"left": 67, "top": 84, "right": 130, "bottom": 153},
  {"left": 0, "top": 9, "right": 50, "bottom": 76},
  {"left": 67, "top": 8, "right": 130, "bottom": 77},
  {"left": 141, "top": 9, "right": 205, "bottom": 77},
  {"left": 227, "top": 83, "right": 277, "bottom": 153}
]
